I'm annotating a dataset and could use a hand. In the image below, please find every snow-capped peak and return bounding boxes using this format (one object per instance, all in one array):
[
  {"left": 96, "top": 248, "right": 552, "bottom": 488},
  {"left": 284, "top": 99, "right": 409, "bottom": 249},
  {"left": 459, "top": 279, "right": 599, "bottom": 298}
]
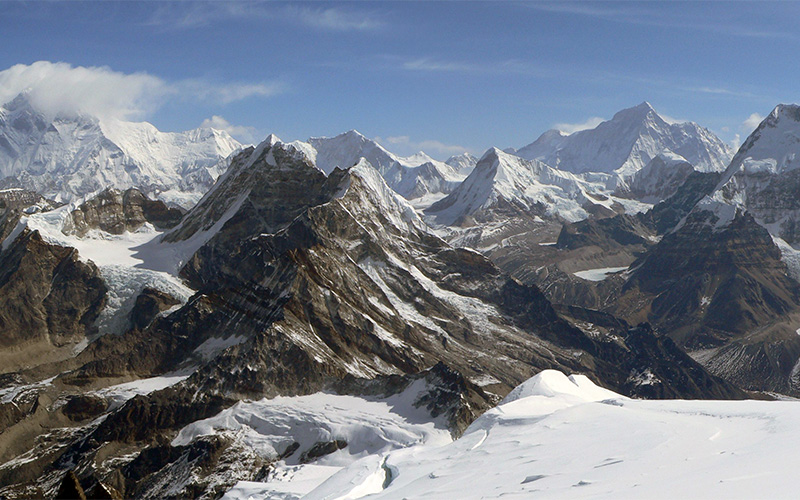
[
  {"left": 695, "top": 103, "right": 800, "bottom": 239},
  {"left": 723, "top": 103, "right": 800, "bottom": 178},
  {"left": 0, "top": 92, "right": 242, "bottom": 208},
  {"left": 445, "top": 152, "right": 478, "bottom": 174},
  {"left": 264, "top": 133, "right": 282, "bottom": 146},
  {"left": 516, "top": 102, "right": 733, "bottom": 179},
  {"left": 611, "top": 100, "right": 657, "bottom": 121},
  {"left": 426, "top": 147, "right": 594, "bottom": 225},
  {"left": 308, "top": 129, "right": 397, "bottom": 176}
]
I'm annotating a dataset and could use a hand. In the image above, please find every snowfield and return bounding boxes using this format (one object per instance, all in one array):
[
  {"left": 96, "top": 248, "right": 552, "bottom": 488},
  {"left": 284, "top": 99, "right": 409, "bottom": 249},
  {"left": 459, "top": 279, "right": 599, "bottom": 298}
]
[{"left": 225, "top": 370, "right": 800, "bottom": 499}]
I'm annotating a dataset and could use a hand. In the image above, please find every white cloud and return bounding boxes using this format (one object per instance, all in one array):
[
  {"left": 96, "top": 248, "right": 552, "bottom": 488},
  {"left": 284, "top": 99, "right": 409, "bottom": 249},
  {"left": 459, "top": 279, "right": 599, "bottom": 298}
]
[
  {"left": 731, "top": 133, "right": 741, "bottom": 151},
  {"left": 375, "top": 135, "right": 471, "bottom": 159},
  {"left": 288, "top": 6, "right": 384, "bottom": 31},
  {"left": 0, "top": 61, "right": 166, "bottom": 121},
  {"left": 0, "top": 61, "right": 284, "bottom": 121},
  {"left": 199, "top": 115, "right": 259, "bottom": 143},
  {"left": 402, "top": 58, "right": 479, "bottom": 73},
  {"left": 553, "top": 116, "right": 605, "bottom": 134},
  {"left": 743, "top": 112, "right": 764, "bottom": 132},
  {"left": 149, "top": 3, "right": 384, "bottom": 32}
]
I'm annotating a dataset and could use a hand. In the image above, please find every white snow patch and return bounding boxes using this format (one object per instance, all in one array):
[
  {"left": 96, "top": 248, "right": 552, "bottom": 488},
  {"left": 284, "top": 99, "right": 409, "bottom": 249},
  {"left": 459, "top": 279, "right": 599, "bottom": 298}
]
[
  {"left": 95, "top": 370, "right": 193, "bottom": 408},
  {"left": 193, "top": 334, "right": 248, "bottom": 361},
  {"left": 573, "top": 266, "right": 628, "bottom": 281},
  {"left": 189, "top": 381, "right": 452, "bottom": 499}
]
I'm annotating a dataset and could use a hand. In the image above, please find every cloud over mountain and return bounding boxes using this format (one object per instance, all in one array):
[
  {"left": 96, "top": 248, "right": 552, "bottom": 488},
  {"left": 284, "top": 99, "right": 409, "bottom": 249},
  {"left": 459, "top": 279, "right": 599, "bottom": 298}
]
[{"left": 0, "top": 61, "right": 284, "bottom": 121}]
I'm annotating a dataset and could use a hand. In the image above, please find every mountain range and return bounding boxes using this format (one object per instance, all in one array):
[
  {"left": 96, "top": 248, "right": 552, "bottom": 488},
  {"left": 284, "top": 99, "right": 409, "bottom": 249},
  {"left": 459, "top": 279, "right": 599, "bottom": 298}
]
[
  {"left": 2, "top": 97, "right": 800, "bottom": 499},
  {"left": 0, "top": 93, "right": 242, "bottom": 208}
]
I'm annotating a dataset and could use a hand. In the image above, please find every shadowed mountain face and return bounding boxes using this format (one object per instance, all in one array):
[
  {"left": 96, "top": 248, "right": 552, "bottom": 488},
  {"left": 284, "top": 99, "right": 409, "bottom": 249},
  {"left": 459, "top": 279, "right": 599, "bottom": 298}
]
[
  {"left": 612, "top": 209, "right": 800, "bottom": 394},
  {"left": 0, "top": 138, "right": 745, "bottom": 498}
]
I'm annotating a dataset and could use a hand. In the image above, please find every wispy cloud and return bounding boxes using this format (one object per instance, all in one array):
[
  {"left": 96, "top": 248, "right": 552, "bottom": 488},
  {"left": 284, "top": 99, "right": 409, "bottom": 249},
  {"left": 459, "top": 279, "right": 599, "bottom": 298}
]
[
  {"left": 528, "top": 2, "right": 798, "bottom": 41},
  {"left": 178, "top": 80, "right": 286, "bottom": 105},
  {"left": 287, "top": 5, "right": 384, "bottom": 32},
  {"left": 375, "top": 135, "right": 471, "bottom": 158},
  {"left": 679, "top": 85, "right": 761, "bottom": 100},
  {"left": 742, "top": 112, "right": 764, "bottom": 132},
  {"left": 400, "top": 57, "right": 551, "bottom": 77},
  {"left": 199, "top": 115, "right": 259, "bottom": 143},
  {"left": 0, "top": 61, "right": 284, "bottom": 121},
  {"left": 553, "top": 116, "right": 605, "bottom": 134},
  {"left": 403, "top": 58, "right": 480, "bottom": 73},
  {"left": 148, "top": 2, "right": 385, "bottom": 32}
]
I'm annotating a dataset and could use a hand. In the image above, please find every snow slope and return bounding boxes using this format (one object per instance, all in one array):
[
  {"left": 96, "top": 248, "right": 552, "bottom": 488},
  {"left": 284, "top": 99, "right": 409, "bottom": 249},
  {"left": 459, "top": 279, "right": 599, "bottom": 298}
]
[
  {"left": 189, "top": 380, "right": 453, "bottom": 500},
  {"left": 0, "top": 93, "right": 241, "bottom": 208},
  {"left": 517, "top": 102, "right": 733, "bottom": 179},
  {"left": 283, "top": 370, "right": 800, "bottom": 500}
]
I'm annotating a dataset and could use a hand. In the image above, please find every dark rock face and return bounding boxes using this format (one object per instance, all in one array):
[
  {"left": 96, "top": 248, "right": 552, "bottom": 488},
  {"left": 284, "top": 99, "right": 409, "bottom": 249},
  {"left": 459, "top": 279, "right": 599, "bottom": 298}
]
[
  {"left": 63, "top": 188, "right": 184, "bottom": 237},
  {"left": 62, "top": 395, "right": 108, "bottom": 422},
  {"left": 128, "top": 287, "right": 180, "bottom": 330},
  {"left": 557, "top": 214, "right": 653, "bottom": 250},
  {"left": 615, "top": 209, "right": 800, "bottom": 393},
  {"left": 638, "top": 170, "right": 721, "bottom": 234},
  {"left": 622, "top": 210, "right": 800, "bottom": 346},
  {"left": 0, "top": 229, "right": 106, "bottom": 373},
  {"left": 55, "top": 470, "right": 87, "bottom": 500},
  {"left": 299, "top": 440, "right": 347, "bottom": 464}
]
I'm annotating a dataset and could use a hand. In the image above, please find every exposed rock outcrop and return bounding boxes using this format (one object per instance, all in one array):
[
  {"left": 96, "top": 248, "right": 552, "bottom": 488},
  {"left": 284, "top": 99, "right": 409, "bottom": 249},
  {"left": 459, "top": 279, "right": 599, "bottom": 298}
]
[{"left": 63, "top": 188, "right": 184, "bottom": 237}]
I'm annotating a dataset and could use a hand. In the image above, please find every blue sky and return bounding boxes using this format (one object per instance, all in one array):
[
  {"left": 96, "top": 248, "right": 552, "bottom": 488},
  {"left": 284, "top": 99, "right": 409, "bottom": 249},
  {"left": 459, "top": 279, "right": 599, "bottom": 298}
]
[{"left": 1, "top": 1, "right": 798, "bottom": 158}]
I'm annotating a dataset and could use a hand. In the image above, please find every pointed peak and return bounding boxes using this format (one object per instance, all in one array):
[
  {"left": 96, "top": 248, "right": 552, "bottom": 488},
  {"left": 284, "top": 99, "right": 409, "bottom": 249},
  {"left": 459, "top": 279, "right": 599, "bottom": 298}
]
[
  {"left": 264, "top": 133, "right": 282, "bottom": 146},
  {"left": 344, "top": 128, "right": 365, "bottom": 138},
  {"left": 2, "top": 91, "right": 36, "bottom": 112},
  {"left": 612, "top": 101, "right": 658, "bottom": 122},
  {"left": 542, "top": 128, "right": 569, "bottom": 138},
  {"left": 477, "top": 147, "right": 507, "bottom": 165},
  {"left": 769, "top": 104, "right": 800, "bottom": 123}
]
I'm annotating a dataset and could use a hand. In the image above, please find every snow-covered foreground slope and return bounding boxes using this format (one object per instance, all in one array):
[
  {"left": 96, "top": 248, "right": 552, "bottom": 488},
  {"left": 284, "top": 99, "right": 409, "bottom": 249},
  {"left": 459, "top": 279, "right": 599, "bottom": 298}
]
[
  {"left": 194, "top": 380, "right": 452, "bottom": 500},
  {"left": 226, "top": 370, "right": 800, "bottom": 500}
]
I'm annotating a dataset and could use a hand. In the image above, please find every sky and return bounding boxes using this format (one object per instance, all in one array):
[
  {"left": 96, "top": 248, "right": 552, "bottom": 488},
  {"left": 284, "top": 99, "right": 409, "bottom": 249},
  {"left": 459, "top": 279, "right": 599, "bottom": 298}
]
[{"left": 1, "top": 1, "right": 798, "bottom": 159}]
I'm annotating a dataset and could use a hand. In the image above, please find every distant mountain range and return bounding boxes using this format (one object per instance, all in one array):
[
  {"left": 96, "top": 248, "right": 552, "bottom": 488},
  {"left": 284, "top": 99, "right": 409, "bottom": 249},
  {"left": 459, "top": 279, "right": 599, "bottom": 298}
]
[{"left": 0, "top": 92, "right": 242, "bottom": 208}]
